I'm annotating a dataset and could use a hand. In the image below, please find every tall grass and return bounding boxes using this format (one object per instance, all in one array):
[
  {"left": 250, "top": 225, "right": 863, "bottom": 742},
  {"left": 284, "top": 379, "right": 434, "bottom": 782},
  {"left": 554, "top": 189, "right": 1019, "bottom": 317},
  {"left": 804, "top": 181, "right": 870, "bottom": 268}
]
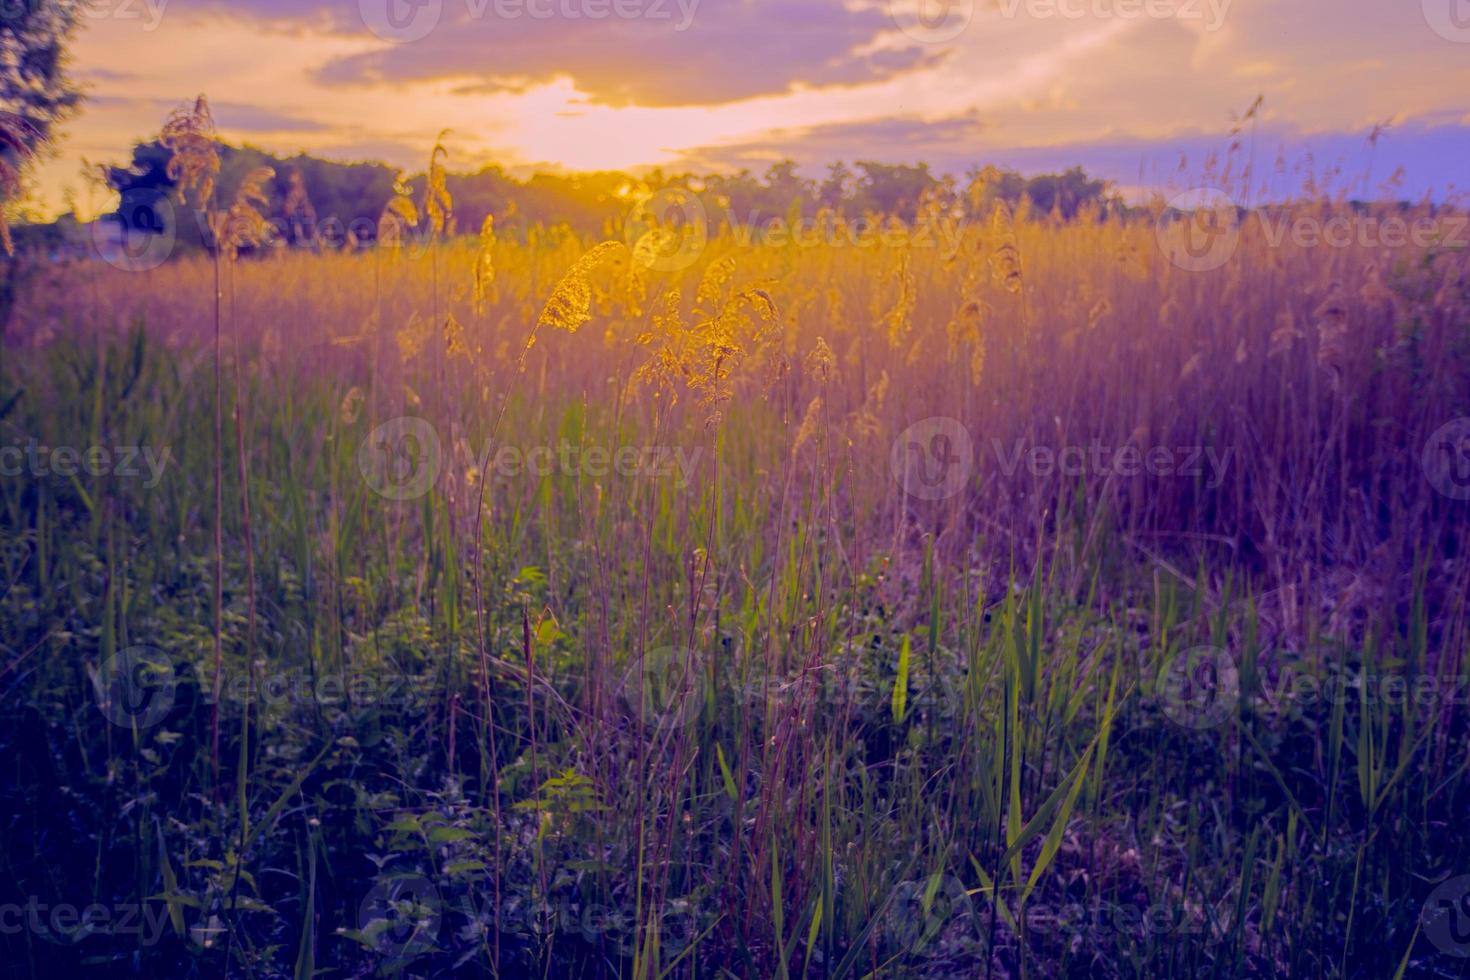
[{"left": 1, "top": 178, "right": 1468, "bottom": 978}]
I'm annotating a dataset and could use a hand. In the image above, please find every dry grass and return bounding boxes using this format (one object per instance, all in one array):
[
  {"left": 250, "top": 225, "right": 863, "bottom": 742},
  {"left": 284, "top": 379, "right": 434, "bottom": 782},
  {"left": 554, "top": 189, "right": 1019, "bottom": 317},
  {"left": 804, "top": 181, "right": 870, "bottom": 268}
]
[{"left": 3, "top": 174, "right": 1469, "bottom": 978}]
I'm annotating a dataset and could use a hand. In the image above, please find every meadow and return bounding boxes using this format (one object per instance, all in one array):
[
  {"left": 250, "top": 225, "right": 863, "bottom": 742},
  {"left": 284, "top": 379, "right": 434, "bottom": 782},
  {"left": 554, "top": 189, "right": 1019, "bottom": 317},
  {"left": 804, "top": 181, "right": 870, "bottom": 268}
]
[{"left": 2, "top": 130, "right": 1470, "bottom": 978}]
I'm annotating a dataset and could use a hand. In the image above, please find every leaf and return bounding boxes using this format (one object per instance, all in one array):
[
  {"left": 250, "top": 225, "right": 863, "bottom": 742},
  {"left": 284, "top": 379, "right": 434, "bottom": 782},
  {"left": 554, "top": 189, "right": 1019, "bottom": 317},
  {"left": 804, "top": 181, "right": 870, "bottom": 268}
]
[
  {"left": 1020, "top": 741, "right": 1096, "bottom": 904},
  {"left": 535, "top": 616, "right": 565, "bottom": 647},
  {"left": 716, "top": 743, "right": 739, "bottom": 802},
  {"left": 428, "top": 826, "right": 475, "bottom": 844},
  {"left": 804, "top": 897, "right": 823, "bottom": 967},
  {"left": 157, "top": 829, "right": 187, "bottom": 937},
  {"left": 968, "top": 854, "right": 1016, "bottom": 934},
  {"left": 892, "top": 634, "right": 910, "bottom": 725},
  {"left": 242, "top": 744, "right": 331, "bottom": 854}
]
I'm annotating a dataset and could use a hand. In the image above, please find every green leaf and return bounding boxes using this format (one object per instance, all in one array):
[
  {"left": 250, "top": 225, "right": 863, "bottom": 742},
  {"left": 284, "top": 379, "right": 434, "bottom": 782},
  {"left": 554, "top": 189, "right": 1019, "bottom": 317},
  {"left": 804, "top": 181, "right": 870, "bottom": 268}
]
[
  {"left": 428, "top": 826, "right": 475, "bottom": 843},
  {"left": 535, "top": 617, "right": 565, "bottom": 647},
  {"left": 892, "top": 634, "right": 910, "bottom": 725},
  {"left": 444, "top": 860, "right": 488, "bottom": 875},
  {"left": 968, "top": 854, "right": 1016, "bottom": 934},
  {"left": 1021, "top": 741, "right": 1095, "bottom": 904},
  {"left": 716, "top": 743, "right": 739, "bottom": 802},
  {"left": 157, "top": 831, "right": 186, "bottom": 938},
  {"left": 804, "top": 897, "right": 823, "bottom": 968}
]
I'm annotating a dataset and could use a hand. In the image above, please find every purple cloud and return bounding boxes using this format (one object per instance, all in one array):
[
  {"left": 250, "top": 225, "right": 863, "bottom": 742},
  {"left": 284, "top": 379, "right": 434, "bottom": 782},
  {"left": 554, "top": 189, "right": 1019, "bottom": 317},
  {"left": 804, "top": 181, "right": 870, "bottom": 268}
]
[
  {"left": 673, "top": 112, "right": 1470, "bottom": 203},
  {"left": 198, "top": 0, "right": 942, "bottom": 107},
  {"left": 89, "top": 95, "right": 328, "bottom": 134}
]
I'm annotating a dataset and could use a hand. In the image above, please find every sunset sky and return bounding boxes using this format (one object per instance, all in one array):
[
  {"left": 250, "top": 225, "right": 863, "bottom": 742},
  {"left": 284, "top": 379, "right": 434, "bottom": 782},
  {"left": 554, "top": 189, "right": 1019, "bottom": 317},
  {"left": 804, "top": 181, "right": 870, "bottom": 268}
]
[{"left": 38, "top": 0, "right": 1470, "bottom": 217}]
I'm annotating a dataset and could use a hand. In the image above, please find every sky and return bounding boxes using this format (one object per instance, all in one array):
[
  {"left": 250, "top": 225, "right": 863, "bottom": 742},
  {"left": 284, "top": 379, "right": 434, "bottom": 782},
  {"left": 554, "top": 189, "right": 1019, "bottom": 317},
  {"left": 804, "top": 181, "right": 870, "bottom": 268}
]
[{"left": 35, "top": 0, "right": 1470, "bottom": 218}]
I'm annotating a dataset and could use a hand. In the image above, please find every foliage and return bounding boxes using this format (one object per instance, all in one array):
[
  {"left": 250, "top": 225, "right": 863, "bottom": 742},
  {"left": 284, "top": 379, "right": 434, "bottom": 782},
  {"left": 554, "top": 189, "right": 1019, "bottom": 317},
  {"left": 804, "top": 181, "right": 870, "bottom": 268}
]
[{"left": 2, "top": 163, "right": 1469, "bottom": 979}]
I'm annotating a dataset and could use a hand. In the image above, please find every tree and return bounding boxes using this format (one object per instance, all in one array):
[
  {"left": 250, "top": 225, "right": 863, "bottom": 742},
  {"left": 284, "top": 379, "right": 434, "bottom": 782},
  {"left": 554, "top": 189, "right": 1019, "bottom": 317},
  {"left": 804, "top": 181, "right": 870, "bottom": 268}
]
[
  {"left": 1024, "top": 166, "right": 1109, "bottom": 221},
  {"left": 819, "top": 161, "right": 851, "bottom": 210},
  {"left": 852, "top": 161, "right": 935, "bottom": 220},
  {"left": 1, "top": 0, "right": 82, "bottom": 249}
]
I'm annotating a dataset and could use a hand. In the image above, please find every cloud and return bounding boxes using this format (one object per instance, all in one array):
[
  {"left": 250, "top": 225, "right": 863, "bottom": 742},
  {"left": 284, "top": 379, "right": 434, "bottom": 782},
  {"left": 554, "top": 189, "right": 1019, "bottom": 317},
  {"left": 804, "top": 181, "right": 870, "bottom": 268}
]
[
  {"left": 211, "top": 102, "right": 332, "bottom": 133},
  {"left": 87, "top": 96, "right": 329, "bottom": 135},
  {"left": 198, "top": 0, "right": 942, "bottom": 107},
  {"left": 672, "top": 112, "right": 989, "bottom": 172},
  {"left": 673, "top": 109, "right": 1470, "bottom": 203}
]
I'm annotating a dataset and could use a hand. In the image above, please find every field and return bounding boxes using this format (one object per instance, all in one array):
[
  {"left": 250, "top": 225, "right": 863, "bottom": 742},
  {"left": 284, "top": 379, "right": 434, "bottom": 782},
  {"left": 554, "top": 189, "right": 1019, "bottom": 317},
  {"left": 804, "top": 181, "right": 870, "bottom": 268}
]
[{"left": 3, "top": 172, "right": 1470, "bottom": 978}]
